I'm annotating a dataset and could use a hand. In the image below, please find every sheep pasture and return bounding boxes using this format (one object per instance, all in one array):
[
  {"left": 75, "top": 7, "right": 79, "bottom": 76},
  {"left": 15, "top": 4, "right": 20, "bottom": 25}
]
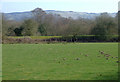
[{"left": 2, "top": 43, "right": 118, "bottom": 80}]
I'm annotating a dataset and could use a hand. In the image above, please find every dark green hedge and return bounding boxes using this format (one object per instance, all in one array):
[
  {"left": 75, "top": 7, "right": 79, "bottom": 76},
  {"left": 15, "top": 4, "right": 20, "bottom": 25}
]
[{"left": 45, "top": 35, "right": 119, "bottom": 42}]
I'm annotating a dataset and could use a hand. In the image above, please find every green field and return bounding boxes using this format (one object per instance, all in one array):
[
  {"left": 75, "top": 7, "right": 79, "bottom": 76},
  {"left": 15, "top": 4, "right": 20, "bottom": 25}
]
[{"left": 2, "top": 43, "right": 118, "bottom": 80}]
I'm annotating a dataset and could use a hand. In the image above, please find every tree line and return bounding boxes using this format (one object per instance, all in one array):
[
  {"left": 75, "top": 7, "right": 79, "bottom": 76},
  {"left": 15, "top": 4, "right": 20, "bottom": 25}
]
[{"left": 2, "top": 8, "right": 118, "bottom": 41}]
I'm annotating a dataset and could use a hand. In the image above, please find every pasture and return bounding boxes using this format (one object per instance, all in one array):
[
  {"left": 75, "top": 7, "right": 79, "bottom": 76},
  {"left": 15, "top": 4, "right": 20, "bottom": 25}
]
[{"left": 2, "top": 43, "right": 118, "bottom": 80}]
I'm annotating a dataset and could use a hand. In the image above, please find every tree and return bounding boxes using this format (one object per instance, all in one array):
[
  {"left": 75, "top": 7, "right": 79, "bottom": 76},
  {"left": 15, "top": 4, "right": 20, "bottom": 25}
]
[
  {"left": 2, "top": 14, "right": 8, "bottom": 36},
  {"left": 2, "top": 13, "right": 23, "bottom": 36},
  {"left": 91, "top": 25, "right": 108, "bottom": 40},
  {"left": 7, "top": 26, "right": 15, "bottom": 36},
  {"left": 14, "top": 26, "right": 23, "bottom": 36},
  {"left": 91, "top": 13, "right": 117, "bottom": 40},
  {"left": 118, "top": 11, "right": 120, "bottom": 40},
  {"left": 22, "top": 19, "right": 38, "bottom": 36},
  {"left": 38, "top": 24, "right": 47, "bottom": 35}
]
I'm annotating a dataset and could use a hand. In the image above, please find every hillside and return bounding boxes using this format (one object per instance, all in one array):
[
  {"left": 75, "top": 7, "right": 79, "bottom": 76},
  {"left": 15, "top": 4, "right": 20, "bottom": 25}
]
[{"left": 4, "top": 8, "right": 116, "bottom": 21}]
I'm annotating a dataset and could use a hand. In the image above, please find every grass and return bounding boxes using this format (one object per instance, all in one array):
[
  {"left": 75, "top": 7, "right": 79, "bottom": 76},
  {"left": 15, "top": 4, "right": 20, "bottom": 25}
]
[
  {"left": 8, "top": 35, "right": 118, "bottom": 39},
  {"left": 30, "top": 36, "right": 61, "bottom": 39},
  {"left": 2, "top": 43, "right": 118, "bottom": 80}
]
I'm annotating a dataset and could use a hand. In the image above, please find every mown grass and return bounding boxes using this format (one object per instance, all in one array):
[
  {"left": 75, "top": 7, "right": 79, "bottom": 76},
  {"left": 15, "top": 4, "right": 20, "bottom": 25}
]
[{"left": 2, "top": 43, "right": 118, "bottom": 80}]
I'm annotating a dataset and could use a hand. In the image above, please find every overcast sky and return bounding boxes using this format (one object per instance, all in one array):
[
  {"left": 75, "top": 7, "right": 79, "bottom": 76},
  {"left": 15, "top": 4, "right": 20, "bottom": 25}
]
[{"left": 1, "top": 0, "right": 119, "bottom": 13}]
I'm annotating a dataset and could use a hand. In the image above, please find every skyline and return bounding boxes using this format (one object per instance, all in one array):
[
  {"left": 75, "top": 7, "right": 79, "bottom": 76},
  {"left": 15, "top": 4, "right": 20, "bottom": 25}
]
[{"left": 1, "top": 0, "right": 119, "bottom": 13}]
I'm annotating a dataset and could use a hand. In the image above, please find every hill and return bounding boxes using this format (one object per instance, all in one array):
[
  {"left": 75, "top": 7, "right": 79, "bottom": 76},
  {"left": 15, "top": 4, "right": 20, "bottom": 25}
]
[{"left": 4, "top": 8, "right": 116, "bottom": 21}]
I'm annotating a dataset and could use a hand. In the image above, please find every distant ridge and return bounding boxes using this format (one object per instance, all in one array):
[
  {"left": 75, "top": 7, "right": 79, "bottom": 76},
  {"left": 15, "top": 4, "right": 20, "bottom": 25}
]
[{"left": 4, "top": 8, "right": 117, "bottom": 21}]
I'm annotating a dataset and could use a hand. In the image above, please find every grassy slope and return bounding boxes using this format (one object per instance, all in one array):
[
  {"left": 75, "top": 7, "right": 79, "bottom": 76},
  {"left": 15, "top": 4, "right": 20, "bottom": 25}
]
[{"left": 2, "top": 43, "right": 118, "bottom": 80}]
